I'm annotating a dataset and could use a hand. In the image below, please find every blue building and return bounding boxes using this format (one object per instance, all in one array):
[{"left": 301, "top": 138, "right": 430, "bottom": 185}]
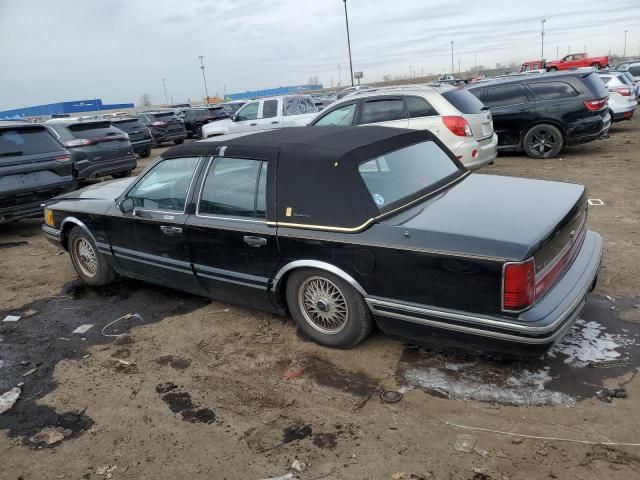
[
  {"left": 0, "top": 98, "right": 135, "bottom": 119},
  {"left": 227, "top": 84, "right": 322, "bottom": 101}
]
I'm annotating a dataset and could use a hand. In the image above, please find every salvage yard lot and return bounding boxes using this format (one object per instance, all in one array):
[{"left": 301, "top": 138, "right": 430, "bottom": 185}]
[{"left": 1, "top": 122, "right": 640, "bottom": 479}]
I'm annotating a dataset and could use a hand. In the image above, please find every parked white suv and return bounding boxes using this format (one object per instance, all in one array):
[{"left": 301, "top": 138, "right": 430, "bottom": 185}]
[
  {"left": 202, "top": 95, "right": 318, "bottom": 138},
  {"left": 308, "top": 85, "right": 498, "bottom": 170},
  {"left": 597, "top": 72, "right": 637, "bottom": 122}
]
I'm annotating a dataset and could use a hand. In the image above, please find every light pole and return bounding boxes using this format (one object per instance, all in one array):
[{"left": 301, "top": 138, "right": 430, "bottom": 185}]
[
  {"left": 198, "top": 55, "right": 210, "bottom": 104},
  {"left": 540, "top": 19, "right": 546, "bottom": 61},
  {"left": 623, "top": 30, "right": 628, "bottom": 58},
  {"left": 458, "top": 58, "right": 461, "bottom": 75},
  {"left": 342, "top": 0, "right": 354, "bottom": 86},
  {"left": 556, "top": 45, "right": 559, "bottom": 60},
  {"left": 161, "top": 78, "right": 168, "bottom": 105},
  {"left": 450, "top": 41, "right": 454, "bottom": 76},
  {"left": 338, "top": 64, "right": 342, "bottom": 86},
  {"left": 474, "top": 54, "right": 477, "bottom": 72}
]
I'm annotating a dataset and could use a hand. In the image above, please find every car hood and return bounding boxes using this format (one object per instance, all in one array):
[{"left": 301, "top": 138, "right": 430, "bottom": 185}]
[
  {"left": 46, "top": 178, "right": 135, "bottom": 215},
  {"left": 376, "top": 173, "right": 585, "bottom": 260}
]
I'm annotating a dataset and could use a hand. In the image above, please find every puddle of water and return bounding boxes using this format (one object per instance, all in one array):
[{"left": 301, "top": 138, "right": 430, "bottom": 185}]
[
  {"left": 302, "top": 356, "right": 378, "bottom": 398},
  {"left": 396, "top": 296, "right": 640, "bottom": 406}
]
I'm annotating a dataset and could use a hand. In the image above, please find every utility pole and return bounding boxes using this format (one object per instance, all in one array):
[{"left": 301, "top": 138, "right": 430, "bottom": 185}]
[
  {"left": 623, "top": 30, "right": 628, "bottom": 58},
  {"left": 556, "top": 45, "right": 559, "bottom": 60},
  {"left": 474, "top": 54, "right": 477, "bottom": 72},
  {"left": 409, "top": 64, "right": 412, "bottom": 77},
  {"left": 450, "top": 40, "right": 454, "bottom": 76},
  {"left": 540, "top": 19, "right": 546, "bottom": 61},
  {"left": 338, "top": 65, "right": 342, "bottom": 86},
  {"left": 198, "top": 56, "right": 210, "bottom": 104},
  {"left": 583, "top": 45, "right": 587, "bottom": 54},
  {"left": 342, "top": 0, "right": 354, "bottom": 86},
  {"left": 161, "top": 78, "right": 168, "bottom": 105},
  {"left": 458, "top": 58, "right": 461, "bottom": 75}
]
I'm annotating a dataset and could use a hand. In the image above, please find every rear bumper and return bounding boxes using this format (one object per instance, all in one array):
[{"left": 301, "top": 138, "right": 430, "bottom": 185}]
[
  {"left": 454, "top": 133, "right": 498, "bottom": 170},
  {"left": 566, "top": 112, "right": 611, "bottom": 145},
  {"left": 152, "top": 130, "right": 187, "bottom": 143},
  {"left": 75, "top": 155, "right": 137, "bottom": 180},
  {"left": 611, "top": 106, "right": 636, "bottom": 122},
  {"left": 369, "top": 230, "right": 602, "bottom": 356},
  {"left": 0, "top": 182, "right": 75, "bottom": 223},
  {"left": 131, "top": 139, "right": 152, "bottom": 154}
]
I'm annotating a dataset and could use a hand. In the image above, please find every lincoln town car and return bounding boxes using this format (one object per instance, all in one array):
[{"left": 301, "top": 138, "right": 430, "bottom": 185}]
[{"left": 41, "top": 127, "right": 602, "bottom": 356}]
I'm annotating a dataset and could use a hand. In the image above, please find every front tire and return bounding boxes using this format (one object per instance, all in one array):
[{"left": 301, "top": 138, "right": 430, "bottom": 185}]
[
  {"left": 68, "top": 226, "right": 116, "bottom": 286},
  {"left": 195, "top": 125, "right": 203, "bottom": 138},
  {"left": 286, "top": 269, "right": 373, "bottom": 348},
  {"left": 522, "top": 124, "right": 564, "bottom": 159}
]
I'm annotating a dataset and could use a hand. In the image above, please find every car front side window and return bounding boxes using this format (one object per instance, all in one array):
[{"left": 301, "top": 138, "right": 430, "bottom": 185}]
[
  {"left": 236, "top": 102, "right": 259, "bottom": 121},
  {"left": 313, "top": 103, "right": 357, "bottom": 126},
  {"left": 360, "top": 98, "right": 406, "bottom": 124},
  {"left": 127, "top": 157, "right": 200, "bottom": 212},
  {"left": 198, "top": 157, "right": 266, "bottom": 218}
]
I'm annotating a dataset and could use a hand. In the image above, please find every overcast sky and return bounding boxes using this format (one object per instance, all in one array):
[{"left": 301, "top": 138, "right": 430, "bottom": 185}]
[{"left": 1, "top": 0, "right": 638, "bottom": 109}]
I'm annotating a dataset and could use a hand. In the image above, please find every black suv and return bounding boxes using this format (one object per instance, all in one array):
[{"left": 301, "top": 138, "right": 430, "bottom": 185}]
[
  {"left": 110, "top": 117, "right": 152, "bottom": 158},
  {"left": 45, "top": 119, "right": 137, "bottom": 180},
  {"left": 179, "top": 106, "right": 229, "bottom": 138},
  {"left": 467, "top": 71, "right": 611, "bottom": 158},
  {"left": 0, "top": 121, "right": 75, "bottom": 222},
  {"left": 137, "top": 111, "right": 187, "bottom": 146}
]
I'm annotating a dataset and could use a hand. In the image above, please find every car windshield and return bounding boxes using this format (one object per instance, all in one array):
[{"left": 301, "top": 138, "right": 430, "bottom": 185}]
[
  {"left": 358, "top": 140, "right": 460, "bottom": 209},
  {"left": 0, "top": 127, "right": 63, "bottom": 157}
]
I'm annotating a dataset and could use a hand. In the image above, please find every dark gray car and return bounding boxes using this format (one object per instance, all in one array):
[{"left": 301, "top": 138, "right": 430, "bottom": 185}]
[
  {"left": 110, "top": 117, "right": 152, "bottom": 158},
  {"left": 45, "top": 118, "right": 137, "bottom": 180},
  {"left": 0, "top": 121, "right": 75, "bottom": 222},
  {"left": 137, "top": 111, "right": 187, "bottom": 146}
]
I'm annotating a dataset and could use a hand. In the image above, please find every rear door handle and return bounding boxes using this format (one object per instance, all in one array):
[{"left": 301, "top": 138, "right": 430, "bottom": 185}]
[
  {"left": 270, "top": 121, "right": 279, "bottom": 125},
  {"left": 243, "top": 235, "right": 267, "bottom": 247},
  {"left": 250, "top": 123, "right": 258, "bottom": 126},
  {"left": 160, "top": 225, "right": 183, "bottom": 236}
]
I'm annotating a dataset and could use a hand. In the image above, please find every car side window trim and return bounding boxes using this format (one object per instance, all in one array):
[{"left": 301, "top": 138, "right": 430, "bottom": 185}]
[
  {"left": 194, "top": 156, "right": 268, "bottom": 224},
  {"left": 119, "top": 156, "right": 203, "bottom": 216}
]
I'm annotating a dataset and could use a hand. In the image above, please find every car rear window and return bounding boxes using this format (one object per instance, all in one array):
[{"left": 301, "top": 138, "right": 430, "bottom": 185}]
[
  {"left": 527, "top": 81, "right": 578, "bottom": 99},
  {"left": 580, "top": 72, "right": 610, "bottom": 98},
  {"left": 628, "top": 65, "right": 640, "bottom": 76},
  {"left": 153, "top": 112, "right": 176, "bottom": 121},
  {"left": 112, "top": 119, "right": 145, "bottom": 131},
  {"left": 0, "top": 127, "right": 63, "bottom": 157},
  {"left": 441, "top": 89, "right": 486, "bottom": 113},
  {"left": 358, "top": 141, "right": 459, "bottom": 209},
  {"left": 68, "top": 123, "right": 123, "bottom": 139}
]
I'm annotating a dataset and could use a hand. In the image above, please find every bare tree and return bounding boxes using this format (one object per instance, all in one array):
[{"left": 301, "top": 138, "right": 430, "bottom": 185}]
[
  {"left": 139, "top": 93, "right": 152, "bottom": 107},
  {"left": 307, "top": 76, "right": 320, "bottom": 86}
]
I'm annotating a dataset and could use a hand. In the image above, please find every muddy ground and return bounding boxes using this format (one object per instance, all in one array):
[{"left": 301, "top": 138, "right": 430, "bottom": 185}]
[{"left": 1, "top": 122, "right": 640, "bottom": 480}]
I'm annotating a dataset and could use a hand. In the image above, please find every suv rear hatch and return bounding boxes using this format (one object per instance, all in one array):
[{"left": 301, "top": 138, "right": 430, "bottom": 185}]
[
  {"left": 152, "top": 112, "right": 186, "bottom": 134},
  {"left": 441, "top": 88, "right": 494, "bottom": 141},
  {"left": 112, "top": 118, "right": 150, "bottom": 142},
  {"left": 0, "top": 125, "right": 73, "bottom": 219},
  {"left": 64, "top": 121, "right": 133, "bottom": 162}
]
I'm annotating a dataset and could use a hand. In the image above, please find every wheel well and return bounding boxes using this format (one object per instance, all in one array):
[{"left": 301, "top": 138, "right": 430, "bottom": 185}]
[
  {"left": 519, "top": 121, "right": 566, "bottom": 150},
  {"left": 60, "top": 222, "right": 76, "bottom": 250}
]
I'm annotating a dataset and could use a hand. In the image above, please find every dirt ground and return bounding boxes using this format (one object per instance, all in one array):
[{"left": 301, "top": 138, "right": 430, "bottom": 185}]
[{"left": 1, "top": 122, "right": 639, "bottom": 480}]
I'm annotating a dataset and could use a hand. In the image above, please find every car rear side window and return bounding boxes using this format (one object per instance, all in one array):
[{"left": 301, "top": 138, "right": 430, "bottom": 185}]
[
  {"left": 262, "top": 100, "right": 278, "bottom": 119},
  {"left": 155, "top": 112, "right": 175, "bottom": 121},
  {"left": 527, "top": 81, "right": 578, "bottom": 99},
  {"left": 405, "top": 96, "right": 438, "bottom": 117},
  {"left": 441, "top": 89, "right": 485, "bottom": 113},
  {"left": 360, "top": 99, "right": 406, "bottom": 124},
  {"left": 128, "top": 157, "right": 200, "bottom": 212},
  {"left": 628, "top": 66, "right": 640, "bottom": 76},
  {"left": 484, "top": 85, "right": 529, "bottom": 107},
  {"left": 358, "top": 141, "right": 459, "bottom": 209},
  {"left": 283, "top": 96, "right": 317, "bottom": 116},
  {"left": 198, "top": 157, "right": 266, "bottom": 218},
  {"left": 0, "top": 127, "right": 63, "bottom": 157},
  {"left": 313, "top": 103, "right": 357, "bottom": 126}
]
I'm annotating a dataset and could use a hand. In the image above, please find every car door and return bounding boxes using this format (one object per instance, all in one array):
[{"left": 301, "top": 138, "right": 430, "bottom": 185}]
[
  {"left": 111, "top": 156, "right": 204, "bottom": 294},
  {"left": 404, "top": 95, "right": 441, "bottom": 135},
  {"left": 185, "top": 151, "right": 280, "bottom": 310},
  {"left": 355, "top": 96, "right": 409, "bottom": 128},
  {"left": 481, "top": 84, "right": 532, "bottom": 148},
  {"left": 256, "top": 99, "right": 281, "bottom": 130},
  {"left": 228, "top": 101, "right": 261, "bottom": 134}
]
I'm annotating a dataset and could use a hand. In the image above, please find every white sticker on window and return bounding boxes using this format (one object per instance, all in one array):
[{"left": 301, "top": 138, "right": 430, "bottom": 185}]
[{"left": 373, "top": 194, "right": 385, "bottom": 207}]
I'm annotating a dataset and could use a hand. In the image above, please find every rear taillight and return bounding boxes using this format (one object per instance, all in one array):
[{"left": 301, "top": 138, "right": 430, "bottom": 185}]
[
  {"left": 583, "top": 98, "right": 608, "bottom": 111},
  {"left": 63, "top": 138, "right": 94, "bottom": 147},
  {"left": 502, "top": 259, "right": 535, "bottom": 311},
  {"left": 53, "top": 154, "right": 71, "bottom": 162},
  {"left": 611, "top": 87, "right": 632, "bottom": 97},
  {"left": 442, "top": 116, "right": 472, "bottom": 137},
  {"left": 151, "top": 121, "right": 167, "bottom": 127}
]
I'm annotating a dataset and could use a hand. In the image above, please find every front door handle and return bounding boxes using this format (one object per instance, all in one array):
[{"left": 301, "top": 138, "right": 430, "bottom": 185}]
[
  {"left": 243, "top": 235, "right": 267, "bottom": 247},
  {"left": 160, "top": 225, "right": 183, "bottom": 236},
  {"left": 270, "top": 121, "right": 279, "bottom": 125},
  {"left": 250, "top": 123, "right": 258, "bottom": 126}
]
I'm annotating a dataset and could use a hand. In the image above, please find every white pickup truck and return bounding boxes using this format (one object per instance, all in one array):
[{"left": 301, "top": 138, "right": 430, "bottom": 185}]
[{"left": 202, "top": 95, "right": 319, "bottom": 138}]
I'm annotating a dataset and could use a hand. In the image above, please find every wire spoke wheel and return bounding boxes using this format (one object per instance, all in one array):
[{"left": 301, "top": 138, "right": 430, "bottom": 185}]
[
  {"left": 297, "top": 276, "right": 349, "bottom": 335},
  {"left": 72, "top": 237, "right": 98, "bottom": 278}
]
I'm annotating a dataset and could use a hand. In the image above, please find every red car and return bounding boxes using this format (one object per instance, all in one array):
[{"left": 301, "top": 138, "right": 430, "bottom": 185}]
[
  {"left": 520, "top": 60, "right": 546, "bottom": 72},
  {"left": 545, "top": 53, "right": 609, "bottom": 71}
]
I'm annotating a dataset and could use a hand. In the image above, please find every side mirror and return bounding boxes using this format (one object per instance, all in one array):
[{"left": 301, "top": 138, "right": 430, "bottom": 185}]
[
  {"left": 231, "top": 114, "right": 238, "bottom": 122},
  {"left": 119, "top": 197, "right": 134, "bottom": 214}
]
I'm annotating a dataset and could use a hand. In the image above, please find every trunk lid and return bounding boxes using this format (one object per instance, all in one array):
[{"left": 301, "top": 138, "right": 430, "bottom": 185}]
[{"left": 379, "top": 174, "right": 586, "bottom": 262}]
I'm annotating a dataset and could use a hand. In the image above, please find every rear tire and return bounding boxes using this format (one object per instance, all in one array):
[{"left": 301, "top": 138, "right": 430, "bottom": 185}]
[
  {"left": 591, "top": 63, "right": 601, "bottom": 70},
  {"left": 174, "top": 139, "right": 184, "bottom": 145},
  {"left": 547, "top": 67, "right": 558, "bottom": 72},
  {"left": 286, "top": 268, "right": 373, "bottom": 348},
  {"left": 195, "top": 125, "right": 203, "bottom": 139},
  {"left": 140, "top": 149, "right": 151, "bottom": 158},
  {"left": 68, "top": 226, "right": 116, "bottom": 286},
  {"left": 522, "top": 124, "right": 564, "bottom": 159},
  {"left": 112, "top": 170, "right": 132, "bottom": 179}
]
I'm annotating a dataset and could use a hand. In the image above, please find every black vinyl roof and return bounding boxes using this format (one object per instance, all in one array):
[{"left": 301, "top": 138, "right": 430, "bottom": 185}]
[{"left": 164, "top": 126, "right": 461, "bottom": 232}]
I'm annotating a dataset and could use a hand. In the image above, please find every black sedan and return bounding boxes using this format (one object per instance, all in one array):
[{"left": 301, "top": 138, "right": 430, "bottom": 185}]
[{"left": 41, "top": 127, "right": 602, "bottom": 356}]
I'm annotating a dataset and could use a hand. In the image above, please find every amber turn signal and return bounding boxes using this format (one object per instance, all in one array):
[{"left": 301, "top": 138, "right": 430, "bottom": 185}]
[{"left": 44, "top": 209, "right": 54, "bottom": 226}]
